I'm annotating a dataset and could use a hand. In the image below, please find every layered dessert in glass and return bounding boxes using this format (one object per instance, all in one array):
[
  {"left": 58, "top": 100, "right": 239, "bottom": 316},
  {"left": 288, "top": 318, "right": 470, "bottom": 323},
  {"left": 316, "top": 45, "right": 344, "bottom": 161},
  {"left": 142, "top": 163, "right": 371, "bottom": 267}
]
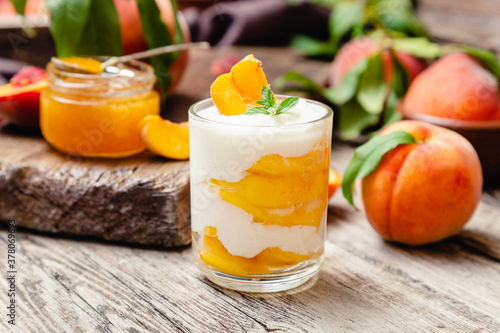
[{"left": 189, "top": 55, "right": 333, "bottom": 292}]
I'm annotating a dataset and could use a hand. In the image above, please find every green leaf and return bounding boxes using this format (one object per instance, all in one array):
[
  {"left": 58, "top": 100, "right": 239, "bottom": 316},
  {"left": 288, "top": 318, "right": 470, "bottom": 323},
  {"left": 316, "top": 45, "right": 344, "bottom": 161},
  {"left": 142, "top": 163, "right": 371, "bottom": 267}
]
[
  {"left": 342, "top": 130, "right": 416, "bottom": 208},
  {"left": 137, "top": 0, "right": 173, "bottom": 49},
  {"left": 261, "top": 86, "right": 275, "bottom": 108},
  {"left": 382, "top": 91, "right": 402, "bottom": 127},
  {"left": 391, "top": 51, "right": 410, "bottom": 98},
  {"left": 330, "top": 1, "right": 365, "bottom": 43},
  {"left": 274, "top": 72, "right": 324, "bottom": 96},
  {"left": 275, "top": 97, "right": 300, "bottom": 115},
  {"left": 10, "top": 0, "right": 27, "bottom": 14},
  {"left": 46, "top": 0, "right": 93, "bottom": 57},
  {"left": 150, "top": 60, "right": 172, "bottom": 95},
  {"left": 338, "top": 99, "right": 379, "bottom": 140},
  {"left": 327, "top": 58, "right": 369, "bottom": 105},
  {"left": 392, "top": 37, "right": 442, "bottom": 58},
  {"left": 246, "top": 86, "right": 299, "bottom": 115},
  {"left": 71, "top": 0, "right": 122, "bottom": 56},
  {"left": 461, "top": 45, "right": 500, "bottom": 83},
  {"left": 290, "top": 35, "right": 337, "bottom": 58},
  {"left": 170, "top": 0, "right": 184, "bottom": 46},
  {"left": 137, "top": 0, "right": 176, "bottom": 93},
  {"left": 351, "top": 21, "right": 366, "bottom": 38},
  {"left": 357, "top": 53, "right": 389, "bottom": 114},
  {"left": 244, "top": 107, "right": 270, "bottom": 115},
  {"left": 369, "top": 0, "right": 427, "bottom": 37}
]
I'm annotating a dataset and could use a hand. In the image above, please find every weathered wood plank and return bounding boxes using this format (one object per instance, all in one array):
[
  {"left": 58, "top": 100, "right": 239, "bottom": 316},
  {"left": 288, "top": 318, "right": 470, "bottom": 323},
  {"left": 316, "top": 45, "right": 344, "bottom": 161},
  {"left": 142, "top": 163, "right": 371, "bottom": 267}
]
[{"left": 1, "top": 188, "right": 499, "bottom": 332}]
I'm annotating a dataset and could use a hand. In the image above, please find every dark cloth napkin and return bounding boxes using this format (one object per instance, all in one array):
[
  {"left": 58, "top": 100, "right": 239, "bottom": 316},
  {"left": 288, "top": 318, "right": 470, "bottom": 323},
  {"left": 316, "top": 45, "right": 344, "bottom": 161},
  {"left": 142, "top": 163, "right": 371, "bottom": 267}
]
[{"left": 183, "top": 0, "right": 330, "bottom": 46}]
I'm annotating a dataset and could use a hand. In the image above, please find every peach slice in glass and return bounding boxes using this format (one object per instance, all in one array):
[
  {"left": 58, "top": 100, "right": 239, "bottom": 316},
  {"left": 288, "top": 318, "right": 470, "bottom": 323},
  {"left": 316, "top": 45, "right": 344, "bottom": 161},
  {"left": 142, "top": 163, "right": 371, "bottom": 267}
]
[
  {"left": 210, "top": 54, "right": 270, "bottom": 116},
  {"left": 139, "top": 115, "right": 189, "bottom": 160},
  {"left": 199, "top": 227, "right": 315, "bottom": 276},
  {"left": 210, "top": 170, "right": 328, "bottom": 208}
]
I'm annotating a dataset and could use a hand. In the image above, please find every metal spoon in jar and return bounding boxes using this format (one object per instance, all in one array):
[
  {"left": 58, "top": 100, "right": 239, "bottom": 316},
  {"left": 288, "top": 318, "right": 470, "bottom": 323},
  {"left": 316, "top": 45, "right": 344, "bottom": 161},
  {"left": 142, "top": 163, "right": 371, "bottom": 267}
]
[{"left": 51, "top": 42, "right": 210, "bottom": 74}]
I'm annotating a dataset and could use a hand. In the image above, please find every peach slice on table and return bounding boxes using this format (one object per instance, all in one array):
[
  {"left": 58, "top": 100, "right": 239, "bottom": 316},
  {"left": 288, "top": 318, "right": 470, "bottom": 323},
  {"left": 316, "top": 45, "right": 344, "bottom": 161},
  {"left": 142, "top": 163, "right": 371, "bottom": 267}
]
[
  {"left": 139, "top": 115, "right": 189, "bottom": 160},
  {"left": 210, "top": 54, "right": 270, "bottom": 116},
  {"left": 328, "top": 168, "right": 342, "bottom": 199}
]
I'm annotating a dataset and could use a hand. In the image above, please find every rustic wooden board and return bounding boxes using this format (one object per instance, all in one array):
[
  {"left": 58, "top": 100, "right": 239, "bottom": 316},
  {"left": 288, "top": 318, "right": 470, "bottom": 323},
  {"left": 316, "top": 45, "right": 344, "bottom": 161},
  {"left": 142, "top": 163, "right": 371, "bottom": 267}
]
[
  {"left": 0, "top": 127, "right": 191, "bottom": 247},
  {"left": 0, "top": 46, "right": 329, "bottom": 247}
]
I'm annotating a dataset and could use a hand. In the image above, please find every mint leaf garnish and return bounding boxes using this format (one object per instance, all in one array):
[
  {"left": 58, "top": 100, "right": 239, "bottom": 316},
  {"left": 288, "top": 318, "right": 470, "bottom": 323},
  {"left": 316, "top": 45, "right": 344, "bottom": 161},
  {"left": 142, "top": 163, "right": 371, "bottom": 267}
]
[
  {"left": 275, "top": 97, "right": 299, "bottom": 115},
  {"left": 261, "top": 86, "right": 275, "bottom": 108},
  {"left": 244, "top": 86, "right": 300, "bottom": 116},
  {"left": 342, "top": 131, "right": 417, "bottom": 209},
  {"left": 244, "top": 107, "right": 270, "bottom": 115}
]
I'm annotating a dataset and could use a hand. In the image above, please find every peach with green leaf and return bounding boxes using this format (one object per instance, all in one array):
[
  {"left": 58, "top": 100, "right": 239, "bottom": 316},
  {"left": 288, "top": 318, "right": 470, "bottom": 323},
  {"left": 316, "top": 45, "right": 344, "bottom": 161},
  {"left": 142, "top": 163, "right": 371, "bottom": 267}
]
[
  {"left": 342, "top": 120, "right": 482, "bottom": 245},
  {"left": 329, "top": 36, "right": 426, "bottom": 87}
]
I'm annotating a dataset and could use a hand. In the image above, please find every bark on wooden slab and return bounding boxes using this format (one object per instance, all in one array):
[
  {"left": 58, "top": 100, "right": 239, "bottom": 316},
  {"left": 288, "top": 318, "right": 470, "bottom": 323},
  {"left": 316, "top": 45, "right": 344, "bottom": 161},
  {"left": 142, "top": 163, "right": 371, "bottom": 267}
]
[{"left": 0, "top": 128, "right": 191, "bottom": 247}]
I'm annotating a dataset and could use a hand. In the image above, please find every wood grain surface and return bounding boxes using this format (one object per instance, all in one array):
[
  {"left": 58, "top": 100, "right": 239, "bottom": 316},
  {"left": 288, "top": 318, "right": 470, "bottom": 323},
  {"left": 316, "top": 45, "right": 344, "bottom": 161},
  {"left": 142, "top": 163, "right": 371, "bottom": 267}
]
[
  {"left": 1, "top": 0, "right": 500, "bottom": 331},
  {"left": 0, "top": 146, "right": 499, "bottom": 332}
]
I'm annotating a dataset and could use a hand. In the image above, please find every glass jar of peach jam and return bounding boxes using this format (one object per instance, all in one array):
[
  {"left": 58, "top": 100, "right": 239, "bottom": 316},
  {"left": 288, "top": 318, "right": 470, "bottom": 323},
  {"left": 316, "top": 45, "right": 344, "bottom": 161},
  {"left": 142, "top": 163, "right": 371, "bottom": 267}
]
[{"left": 40, "top": 59, "right": 159, "bottom": 158}]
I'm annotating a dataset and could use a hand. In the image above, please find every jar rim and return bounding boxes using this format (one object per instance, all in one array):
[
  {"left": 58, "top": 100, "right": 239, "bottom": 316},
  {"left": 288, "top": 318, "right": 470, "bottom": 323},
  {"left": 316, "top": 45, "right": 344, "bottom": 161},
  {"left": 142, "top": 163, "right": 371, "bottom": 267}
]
[
  {"left": 47, "top": 57, "right": 157, "bottom": 97},
  {"left": 49, "top": 56, "right": 155, "bottom": 80}
]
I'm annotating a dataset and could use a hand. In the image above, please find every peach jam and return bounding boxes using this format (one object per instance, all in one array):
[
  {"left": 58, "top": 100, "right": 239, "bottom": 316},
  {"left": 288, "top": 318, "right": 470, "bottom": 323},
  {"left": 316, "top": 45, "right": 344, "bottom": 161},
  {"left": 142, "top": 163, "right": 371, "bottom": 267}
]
[{"left": 40, "top": 58, "right": 159, "bottom": 158}]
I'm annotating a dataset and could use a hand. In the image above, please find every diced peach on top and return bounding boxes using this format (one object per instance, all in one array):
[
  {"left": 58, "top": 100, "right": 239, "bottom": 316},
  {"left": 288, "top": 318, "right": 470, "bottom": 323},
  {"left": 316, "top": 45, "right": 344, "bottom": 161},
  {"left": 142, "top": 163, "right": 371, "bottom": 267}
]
[{"left": 210, "top": 54, "right": 270, "bottom": 116}]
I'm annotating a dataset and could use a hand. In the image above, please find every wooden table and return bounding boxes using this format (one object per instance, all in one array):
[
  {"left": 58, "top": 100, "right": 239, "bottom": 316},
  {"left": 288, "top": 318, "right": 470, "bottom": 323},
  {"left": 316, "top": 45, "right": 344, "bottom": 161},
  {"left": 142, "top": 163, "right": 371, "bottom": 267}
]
[{"left": 2, "top": 1, "right": 500, "bottom": 331}]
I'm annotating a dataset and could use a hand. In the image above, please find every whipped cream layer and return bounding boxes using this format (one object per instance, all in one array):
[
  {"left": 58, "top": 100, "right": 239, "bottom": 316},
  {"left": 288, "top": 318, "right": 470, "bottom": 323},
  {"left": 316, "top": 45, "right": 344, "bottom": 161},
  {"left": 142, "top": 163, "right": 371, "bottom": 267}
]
[{"left": 190, "top": 98, "right": 331, "bottom": 258}]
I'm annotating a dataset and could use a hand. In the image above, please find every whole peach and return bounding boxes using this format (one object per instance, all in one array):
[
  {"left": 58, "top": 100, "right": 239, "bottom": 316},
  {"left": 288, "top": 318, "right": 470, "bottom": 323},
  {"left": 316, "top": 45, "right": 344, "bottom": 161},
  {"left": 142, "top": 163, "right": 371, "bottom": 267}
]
[
  {"left": 329, "top": 36, "right": 426, "bottom": 87},
  {"left": 362, "top": 120, "right": 482, "bottom": 245},
  {"left": 491, "top": 103, "right": 500, "bottom": 121},
  {"left": 114, "top": 0, "right": 191, "bottom": 93},
  {"left": 402, "top": 53, "right": 499, "bottom": 121}
]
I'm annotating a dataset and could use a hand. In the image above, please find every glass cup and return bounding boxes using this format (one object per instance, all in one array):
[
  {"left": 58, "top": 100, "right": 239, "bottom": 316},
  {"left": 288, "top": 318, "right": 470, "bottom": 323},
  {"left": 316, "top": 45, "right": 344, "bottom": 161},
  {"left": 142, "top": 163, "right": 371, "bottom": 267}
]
[{"left": 189, "top": 97, "right": 333, "bottom": 292}]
